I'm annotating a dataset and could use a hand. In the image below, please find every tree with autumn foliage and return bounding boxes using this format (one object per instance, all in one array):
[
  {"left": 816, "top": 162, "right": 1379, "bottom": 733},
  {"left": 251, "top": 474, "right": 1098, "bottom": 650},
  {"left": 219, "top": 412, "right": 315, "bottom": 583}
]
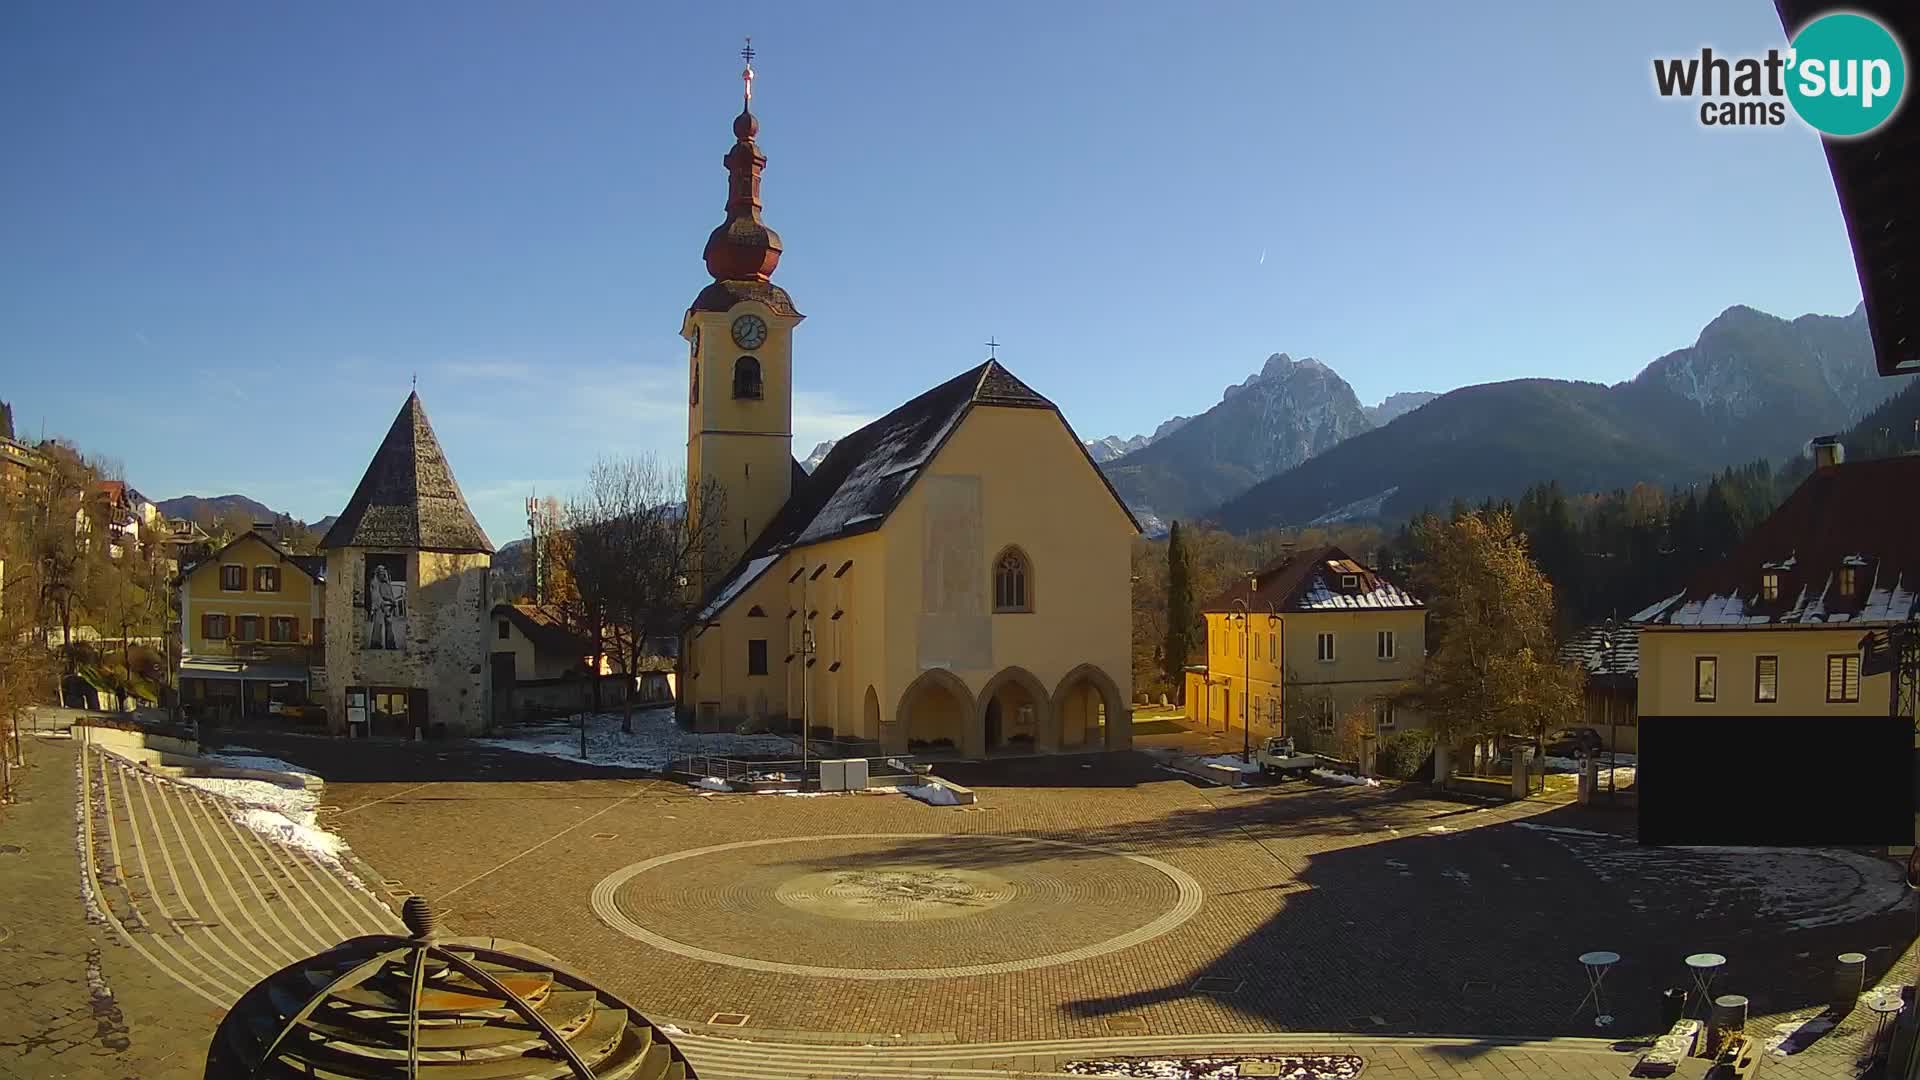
[{"left": 1401, "top": 510, "right": 1584, "bottom": 773}]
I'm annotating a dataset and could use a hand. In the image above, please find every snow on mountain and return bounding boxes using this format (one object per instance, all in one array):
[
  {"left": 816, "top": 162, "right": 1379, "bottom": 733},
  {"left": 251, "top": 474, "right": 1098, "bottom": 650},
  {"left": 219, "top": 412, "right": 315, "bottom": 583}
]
[
  {"left": 801, "top": 440, "right": 837, "bottom": 473},
  {"left": 1362, "top": 392, "right": 1439, "bottom": 426}
]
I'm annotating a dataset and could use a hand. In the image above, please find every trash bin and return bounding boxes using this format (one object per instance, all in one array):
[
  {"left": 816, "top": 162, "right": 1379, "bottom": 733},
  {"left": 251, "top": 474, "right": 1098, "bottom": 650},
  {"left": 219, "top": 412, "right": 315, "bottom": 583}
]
[{"left": 1660, "top": 987, "right": 1687, "bottom": 1029}]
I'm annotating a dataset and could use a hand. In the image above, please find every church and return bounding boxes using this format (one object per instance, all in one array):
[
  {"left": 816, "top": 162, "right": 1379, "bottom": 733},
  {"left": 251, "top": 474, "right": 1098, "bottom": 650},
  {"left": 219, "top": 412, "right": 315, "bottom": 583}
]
[{"left": 680, "top": 51, "right": 1138, "bottom": 756}]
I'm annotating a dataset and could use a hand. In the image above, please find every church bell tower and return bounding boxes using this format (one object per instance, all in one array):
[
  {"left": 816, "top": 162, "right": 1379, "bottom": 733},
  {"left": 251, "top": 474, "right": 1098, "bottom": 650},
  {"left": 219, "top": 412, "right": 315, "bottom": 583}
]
[{"left": 684, "top": 40, "right": 804, "bottom": 583}]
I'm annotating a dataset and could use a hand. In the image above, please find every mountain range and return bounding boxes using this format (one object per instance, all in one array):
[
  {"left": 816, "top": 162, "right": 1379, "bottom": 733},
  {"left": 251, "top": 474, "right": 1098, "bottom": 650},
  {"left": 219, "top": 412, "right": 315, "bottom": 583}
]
[{"left": 1210, "top": 303, "right": 1901, "bottom": 531}]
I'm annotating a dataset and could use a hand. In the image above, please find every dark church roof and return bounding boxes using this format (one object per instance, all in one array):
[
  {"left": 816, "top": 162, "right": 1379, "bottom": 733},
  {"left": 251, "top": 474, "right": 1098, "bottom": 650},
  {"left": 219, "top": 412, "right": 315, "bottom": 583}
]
[
  {"left": 694, "top": 359, "right": 1139, "bottom": 622},
  {"left": 321, "top": 392, "right": 494, "bottom": 554},
  {"left": 1775, "top": 0, "right": 1919, "bottom": 376}
]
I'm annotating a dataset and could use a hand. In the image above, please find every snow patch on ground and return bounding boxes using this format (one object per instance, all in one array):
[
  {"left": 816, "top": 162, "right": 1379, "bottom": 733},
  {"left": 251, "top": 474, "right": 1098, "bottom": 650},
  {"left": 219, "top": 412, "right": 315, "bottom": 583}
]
[
  {"left": 901, "top": 783, "right": 963, "bottom": 806},
  {"left": 472, "top": 707, "right": 796, "bottom": 772},
  {"left": 1514, "top": 825, "right": 1912, "bottom": 929},
  {"left": 1062, "top": 1054, "right": 1364, "bottom": 1078},
  {"left": 1312, "top": 769, "right": 1379, "bottom": 787},
  {"left": 1197, "top": 754, "right": 1260, "bottom": 774},
  {"left": 170, "top": 769, "right": 351, "bottom": 870},
  {"left": 694, "top": 776, "right": 732, "bottom": 792}
]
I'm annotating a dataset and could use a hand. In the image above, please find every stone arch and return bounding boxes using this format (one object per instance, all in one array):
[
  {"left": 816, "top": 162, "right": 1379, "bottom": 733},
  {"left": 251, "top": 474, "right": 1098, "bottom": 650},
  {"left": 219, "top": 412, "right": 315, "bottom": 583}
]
[
  {"left": 1051, "top": 664, "right": 1129, "bottom": 751},
  {"left": 893, "top": 668, "right": 975, "bottom": 756},
  {"left": 732, "top": 355, "right": 763, "bottom": 399},
  {"left": 862, "top": 685, "right": 881, "bottom": 741},
  {"left": 976, "top": 666, "right": 1054, "bottom": 755}
]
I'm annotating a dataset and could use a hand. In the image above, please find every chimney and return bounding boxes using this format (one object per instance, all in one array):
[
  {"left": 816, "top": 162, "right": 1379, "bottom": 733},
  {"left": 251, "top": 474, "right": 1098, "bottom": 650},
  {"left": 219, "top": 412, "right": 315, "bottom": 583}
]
[
  {"left": 1809, "top": 435, "right": 1844, "bottom": 469},
  {"left": 253, "top": 520, "right": 278, "bottom": 538}
]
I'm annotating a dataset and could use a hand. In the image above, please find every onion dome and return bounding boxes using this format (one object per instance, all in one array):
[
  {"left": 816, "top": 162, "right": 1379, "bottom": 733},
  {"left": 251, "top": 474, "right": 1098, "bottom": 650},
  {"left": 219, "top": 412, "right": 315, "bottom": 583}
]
[
  {"left": 204, "top": 895, "right": 696, "bottom": 1079},
  {"left": 702, "top": 42, "right": 782, "bottom": 283}
]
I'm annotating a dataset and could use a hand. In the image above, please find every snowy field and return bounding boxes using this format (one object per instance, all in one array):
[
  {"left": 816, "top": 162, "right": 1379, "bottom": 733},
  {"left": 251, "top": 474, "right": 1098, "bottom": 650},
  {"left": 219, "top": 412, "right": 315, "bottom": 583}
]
[
  {"left": 471, "top": 707, "right": 797, "bottom": 772},
  {"left": 1512, "top": 821, "right": 1912, "bottom": 929}
]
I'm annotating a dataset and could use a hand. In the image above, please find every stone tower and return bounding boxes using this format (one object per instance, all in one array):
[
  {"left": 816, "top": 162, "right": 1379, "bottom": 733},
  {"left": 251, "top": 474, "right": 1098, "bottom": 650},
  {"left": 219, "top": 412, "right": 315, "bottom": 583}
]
[
  {"left": 683, "top": 45, "right": 805, "bottom": 588},
  {"left": 319, "top": 392, "right": 494, "bottom": 737}
]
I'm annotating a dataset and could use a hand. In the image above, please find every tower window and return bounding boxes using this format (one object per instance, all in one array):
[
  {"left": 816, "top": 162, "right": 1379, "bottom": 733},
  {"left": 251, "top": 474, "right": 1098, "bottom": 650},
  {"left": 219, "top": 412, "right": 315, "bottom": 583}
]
[
  {"left": 733, "top": 356, "right": 763, "bottom": 399},
  {"left": 993, "top": 547, "right": 1032, "bottom": 612},
  {"left": 1761, "top": 572, "right": 1780, "bottom": 601}
]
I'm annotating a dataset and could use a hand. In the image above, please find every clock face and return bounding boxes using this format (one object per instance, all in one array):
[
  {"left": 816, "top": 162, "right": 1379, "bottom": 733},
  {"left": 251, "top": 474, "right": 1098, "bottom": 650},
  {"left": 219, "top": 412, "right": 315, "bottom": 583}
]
[{"left": 731, "top": 314, "right": 769, "bottom": 350}]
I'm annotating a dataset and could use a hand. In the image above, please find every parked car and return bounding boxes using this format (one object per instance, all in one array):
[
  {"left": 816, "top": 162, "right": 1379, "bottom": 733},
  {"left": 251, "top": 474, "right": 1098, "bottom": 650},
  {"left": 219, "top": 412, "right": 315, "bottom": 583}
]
[
  {"left": 1254, "top": 736, "right": 1319, "bottom": 778},
  {"left": 1544, "top": 727, "right": 1604, "bottom": 756}
]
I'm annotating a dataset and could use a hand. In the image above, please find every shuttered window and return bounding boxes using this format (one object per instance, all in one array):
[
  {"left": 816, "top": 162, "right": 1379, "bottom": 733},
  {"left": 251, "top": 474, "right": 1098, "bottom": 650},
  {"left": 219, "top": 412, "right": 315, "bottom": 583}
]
[
  {"left": 221, "top": 565, "right": 245, "bottom": 591},
  {"left": 1754, "top": 656, "right": 1778, "bottom": 703},
  {"left": 1827, "top": 654, "right": 1861, "bottom": 703},
  {"left": 268, "top": 616, "right": 298, "bottom": 643},
  {"left": 202, "top": 613, "right": 228, "bottom": 640}
]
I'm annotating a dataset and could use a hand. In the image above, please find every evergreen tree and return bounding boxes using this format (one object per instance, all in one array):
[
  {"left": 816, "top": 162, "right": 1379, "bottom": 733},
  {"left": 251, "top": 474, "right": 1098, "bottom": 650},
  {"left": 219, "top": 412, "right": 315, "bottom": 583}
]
[{"left": 1162, "top": 521, "right": 1193, "bottom": 701}]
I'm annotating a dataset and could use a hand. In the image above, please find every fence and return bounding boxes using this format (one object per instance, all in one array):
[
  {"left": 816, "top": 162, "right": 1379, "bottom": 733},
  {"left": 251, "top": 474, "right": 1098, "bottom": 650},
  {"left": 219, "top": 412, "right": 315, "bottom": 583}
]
[{"left": 670, "top": 752, "right": 918, "bottom": 785}]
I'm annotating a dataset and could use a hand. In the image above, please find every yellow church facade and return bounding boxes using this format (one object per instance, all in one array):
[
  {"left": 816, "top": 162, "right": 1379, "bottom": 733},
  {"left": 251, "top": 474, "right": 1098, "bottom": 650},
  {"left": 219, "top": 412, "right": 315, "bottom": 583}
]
[{"left": 678, "top": 56, "right": 1137, "bottom": 756}]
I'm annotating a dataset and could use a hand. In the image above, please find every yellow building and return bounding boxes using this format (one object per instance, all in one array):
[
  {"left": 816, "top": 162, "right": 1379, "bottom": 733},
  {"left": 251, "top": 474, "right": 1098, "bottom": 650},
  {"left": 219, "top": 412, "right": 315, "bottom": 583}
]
[
  {"left": 680, "top": 64, "right": 1138, "bottom": 756},
  {"left": 1633, "top": 450, "right": 1918, "bottom": 720},
  {"left": 177, "top": 529, "right": 327, "bottom": 726},
  {"left": 1187, "top": 546, "right": 1426, "bottom": 748}
]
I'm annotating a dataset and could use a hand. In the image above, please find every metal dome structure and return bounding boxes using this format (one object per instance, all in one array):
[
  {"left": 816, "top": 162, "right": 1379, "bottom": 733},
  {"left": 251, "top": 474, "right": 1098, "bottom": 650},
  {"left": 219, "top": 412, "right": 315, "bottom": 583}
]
[{"left": 205, "top": 897, "right": 696, "bottom": 1079}]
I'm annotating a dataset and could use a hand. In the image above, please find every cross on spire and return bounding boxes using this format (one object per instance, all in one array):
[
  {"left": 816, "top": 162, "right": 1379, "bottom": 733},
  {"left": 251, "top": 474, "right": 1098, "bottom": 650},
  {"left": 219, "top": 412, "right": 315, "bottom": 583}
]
[
  {"left": 985, "top": 336, "right": 1001, "bottom": 359},
  {"left": 741, "top": 37, "right": 755, "bottom": 103}
]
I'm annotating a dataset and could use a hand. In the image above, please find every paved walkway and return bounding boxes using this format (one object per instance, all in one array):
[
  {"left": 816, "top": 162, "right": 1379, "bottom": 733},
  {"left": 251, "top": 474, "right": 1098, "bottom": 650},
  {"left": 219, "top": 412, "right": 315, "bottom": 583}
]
[
  {"left": 0, "top": 736, "right": 399, "bottom": 1079},
  {"left": 6, "top": 731, "right": 1918, "bottom": 1079}
]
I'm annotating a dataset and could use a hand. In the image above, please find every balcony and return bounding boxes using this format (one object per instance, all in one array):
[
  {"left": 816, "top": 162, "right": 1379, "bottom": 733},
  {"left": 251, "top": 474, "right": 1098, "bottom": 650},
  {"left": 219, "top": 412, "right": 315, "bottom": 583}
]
[{"left": 190, "top": 640, "right": 323, "bottom": 668}]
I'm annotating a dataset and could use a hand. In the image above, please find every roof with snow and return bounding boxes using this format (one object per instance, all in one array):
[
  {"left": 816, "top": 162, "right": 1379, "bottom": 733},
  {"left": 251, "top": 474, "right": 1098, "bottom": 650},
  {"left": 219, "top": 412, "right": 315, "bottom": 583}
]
[
  {"left": 1201, "top": 545, "right": 1423, "bottom": 614},
  {"left": 692, "top": 359, "right": 1139, "bottom": 624},
  {"left": 321, "top": 392, "right": 493, "bottom": 554},
  {"left": 1561, "top": 622, "right": 1639, "bottom": 684},
  {"left": 1635, "top": 455, "right": 1920, "bottom": 628}
]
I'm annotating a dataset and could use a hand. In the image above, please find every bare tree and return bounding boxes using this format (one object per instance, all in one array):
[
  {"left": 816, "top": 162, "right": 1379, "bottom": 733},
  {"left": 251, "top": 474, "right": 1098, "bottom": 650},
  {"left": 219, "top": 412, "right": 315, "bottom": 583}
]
[{"left": 562, "top": 456, "right": 729, "bottom": 734}]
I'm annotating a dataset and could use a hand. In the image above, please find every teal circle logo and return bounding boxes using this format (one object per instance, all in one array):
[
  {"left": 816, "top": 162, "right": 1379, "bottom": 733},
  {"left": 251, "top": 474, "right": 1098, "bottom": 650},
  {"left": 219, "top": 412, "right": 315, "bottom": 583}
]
[{"left": 1786, "top": 12, "right": 1906, "bottom": 137}]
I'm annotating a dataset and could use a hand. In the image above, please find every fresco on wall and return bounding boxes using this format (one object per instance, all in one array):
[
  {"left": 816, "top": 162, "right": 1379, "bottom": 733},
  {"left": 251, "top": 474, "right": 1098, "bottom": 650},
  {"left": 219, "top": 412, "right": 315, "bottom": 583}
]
[
  {"left": 364, "top": 554, "right": 408, "bottom": 651},
  {"left": 918, "top": 475, "right": 991, "bottom": 671}
]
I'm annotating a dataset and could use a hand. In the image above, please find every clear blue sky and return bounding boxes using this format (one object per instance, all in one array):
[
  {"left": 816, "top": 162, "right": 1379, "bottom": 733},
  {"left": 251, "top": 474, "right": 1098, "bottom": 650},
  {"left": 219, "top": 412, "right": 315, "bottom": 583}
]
[{"left": 0, "top": 2, "right": 1867, "bottom": 545}]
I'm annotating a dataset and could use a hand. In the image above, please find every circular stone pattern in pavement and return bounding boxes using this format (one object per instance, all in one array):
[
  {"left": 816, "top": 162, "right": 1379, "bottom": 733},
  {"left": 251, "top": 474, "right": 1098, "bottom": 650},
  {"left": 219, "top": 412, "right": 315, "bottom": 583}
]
[{"left": 591, "top": 833, "right": 1205, "bottom": 979}]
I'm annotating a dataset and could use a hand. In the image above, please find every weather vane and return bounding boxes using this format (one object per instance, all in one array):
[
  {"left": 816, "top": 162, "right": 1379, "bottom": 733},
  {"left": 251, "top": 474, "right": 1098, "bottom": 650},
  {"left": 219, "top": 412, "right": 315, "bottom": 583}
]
[
  {"left": 985, "top": 336, "right": 1001, "bottom": 360},
  {"left": 741, "top": 37, "right": 755, "bottom": 103}
]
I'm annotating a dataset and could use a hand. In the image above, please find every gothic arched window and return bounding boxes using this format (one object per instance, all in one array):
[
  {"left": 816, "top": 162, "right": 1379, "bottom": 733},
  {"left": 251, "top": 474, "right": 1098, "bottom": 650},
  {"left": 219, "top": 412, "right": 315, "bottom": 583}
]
[
  {"left": 993, "top": 547, "right": 1032, "bottom": 613},
  {"left": 732, "top": 356, "right": 763, "bottom": 400}
]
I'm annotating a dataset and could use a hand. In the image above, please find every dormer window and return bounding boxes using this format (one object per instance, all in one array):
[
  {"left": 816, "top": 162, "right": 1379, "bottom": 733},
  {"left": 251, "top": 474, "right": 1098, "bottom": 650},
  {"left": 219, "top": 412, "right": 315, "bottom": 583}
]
[
  {"left": 1760, "top": 573, "right": 1780, "bottom": 602},
  {"left": 1839, "top": 567, "right": 1857, "bottom": 596},
  {"left": 1341, "top": 574, "right": 1358, "bottom": 590}
]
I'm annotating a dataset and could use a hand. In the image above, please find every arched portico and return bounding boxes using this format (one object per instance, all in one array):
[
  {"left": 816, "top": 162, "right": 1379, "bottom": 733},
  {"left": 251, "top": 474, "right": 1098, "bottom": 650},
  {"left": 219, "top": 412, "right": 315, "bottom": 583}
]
[
  {"left": 976, "top": 666, "right": 1054, "bottom": 756},
  {"left": 892, "top": 668, "right": 975, "bottom": 756},
  {"left": 1051, "top": 664, "right": 1130, "bottom": 751}
]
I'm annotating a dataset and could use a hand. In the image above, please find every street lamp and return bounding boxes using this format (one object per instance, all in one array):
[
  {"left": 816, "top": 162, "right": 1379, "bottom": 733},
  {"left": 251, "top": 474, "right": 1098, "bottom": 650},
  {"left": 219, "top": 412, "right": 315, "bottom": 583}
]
[
  {"left": 1599, "top": 616, "right": 1618, "bottom": 798},
  {"left": 798, "top": 563, "right": 815, "bottom": 784},
  {"left": 1227, "top": 571, "right": 1273, "bottom": 761}
]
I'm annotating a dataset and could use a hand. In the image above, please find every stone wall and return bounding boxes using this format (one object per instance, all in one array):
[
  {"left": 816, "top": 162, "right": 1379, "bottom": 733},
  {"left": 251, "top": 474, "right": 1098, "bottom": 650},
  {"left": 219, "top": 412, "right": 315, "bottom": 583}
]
[{"left": 323, "top": 548, "right": 492, "bottom": 736}]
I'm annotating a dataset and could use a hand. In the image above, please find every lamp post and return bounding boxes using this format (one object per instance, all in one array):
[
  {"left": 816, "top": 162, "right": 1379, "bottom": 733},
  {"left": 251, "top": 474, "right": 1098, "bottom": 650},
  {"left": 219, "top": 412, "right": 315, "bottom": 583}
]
[
  {"left": 1600, "top": 617, "right": 1618, "bottom": 798},
  {"left": 798, "top": 563, "right": 814, "bottom": 784},
  {"left": 1229, "top": 570, "right": 1261, "bottom": 761}
]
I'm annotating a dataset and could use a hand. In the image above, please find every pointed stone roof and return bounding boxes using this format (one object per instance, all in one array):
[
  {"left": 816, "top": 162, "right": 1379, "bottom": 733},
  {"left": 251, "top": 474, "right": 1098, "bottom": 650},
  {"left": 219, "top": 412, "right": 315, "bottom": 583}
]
[{"left": 320, "top": 393, "right": 493, "bottom": 553}]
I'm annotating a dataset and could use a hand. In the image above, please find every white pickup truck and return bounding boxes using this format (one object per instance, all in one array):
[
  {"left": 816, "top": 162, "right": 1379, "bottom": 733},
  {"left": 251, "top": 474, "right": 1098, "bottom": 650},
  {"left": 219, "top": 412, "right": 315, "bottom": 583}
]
[{"left": 1254, "top": 736, "right": 1319, "bottom": 779}]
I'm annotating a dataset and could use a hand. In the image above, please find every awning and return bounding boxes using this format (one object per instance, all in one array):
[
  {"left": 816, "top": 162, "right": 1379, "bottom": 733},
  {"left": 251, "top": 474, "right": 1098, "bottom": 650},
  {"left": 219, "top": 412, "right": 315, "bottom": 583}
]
[{"left": 180, "top": 658, "right": 311, "bottom": 683}]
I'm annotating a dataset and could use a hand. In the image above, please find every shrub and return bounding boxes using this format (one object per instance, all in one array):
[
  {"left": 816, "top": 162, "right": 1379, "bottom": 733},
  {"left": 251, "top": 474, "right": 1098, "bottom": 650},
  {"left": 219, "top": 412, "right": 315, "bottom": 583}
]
[{"left": 1377, "top": 729, "right": 1434, "bottom": 780}]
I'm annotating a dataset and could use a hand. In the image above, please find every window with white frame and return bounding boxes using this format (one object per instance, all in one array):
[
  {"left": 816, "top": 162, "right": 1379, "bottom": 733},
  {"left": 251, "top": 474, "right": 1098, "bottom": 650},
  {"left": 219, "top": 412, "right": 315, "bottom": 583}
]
[
  {"left": 1316, "top": 632, "right": 1335, "bottom": 662},
  {"left": 1827, "top": 654, "right": 1861, "bottom": 703},
  {"left": 1377, "top": 629, "right": 1395, "bottom": 660},
  {"left": 1374, "top": 699, "right": 1396, "bottom": 731},
  {"left": 1315, "top": 698, "right": 1334, "bottom": 733}
]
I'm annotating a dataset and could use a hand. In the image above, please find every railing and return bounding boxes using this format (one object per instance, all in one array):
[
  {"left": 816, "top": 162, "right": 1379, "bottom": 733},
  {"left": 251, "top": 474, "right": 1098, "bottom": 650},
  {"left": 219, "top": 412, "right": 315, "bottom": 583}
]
[
  {"left": 670, "top": 753, "right": 918, "bottom": 784},
  {"left": 190, "top": 640, "right": 322, "bottom": 666}
]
